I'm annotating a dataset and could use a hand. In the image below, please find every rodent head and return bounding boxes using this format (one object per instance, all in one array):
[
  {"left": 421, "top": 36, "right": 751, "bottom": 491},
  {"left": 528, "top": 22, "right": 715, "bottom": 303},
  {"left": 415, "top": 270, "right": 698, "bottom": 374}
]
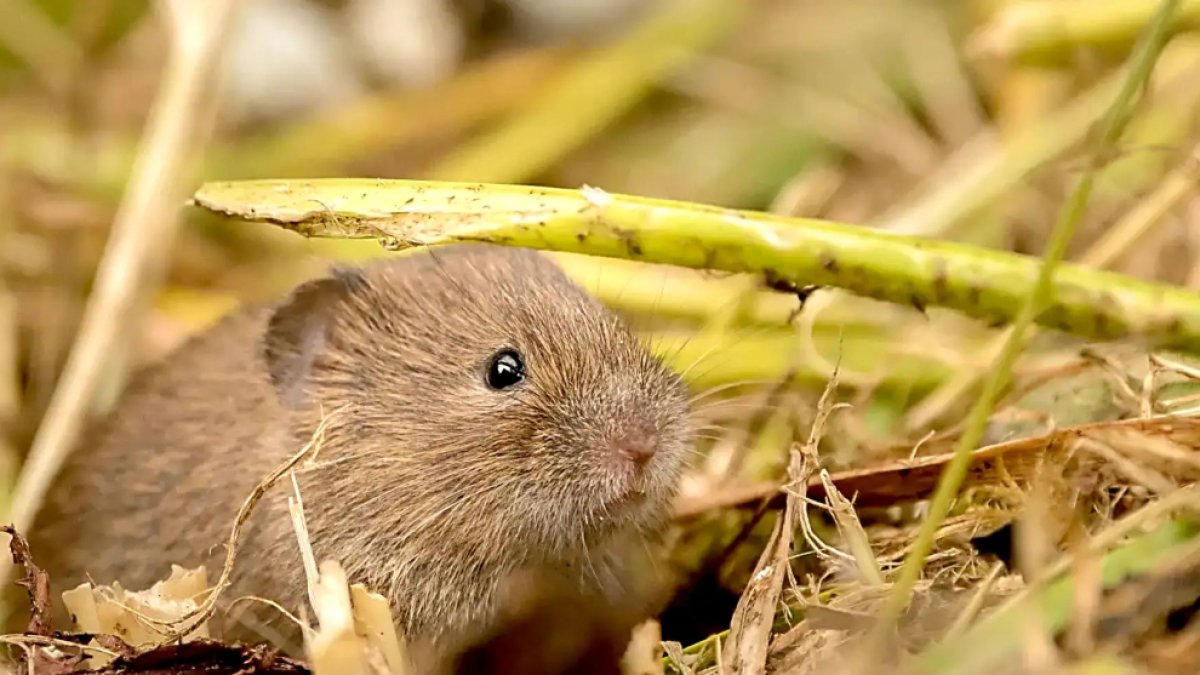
[{"left": 262, "top": 243, "right": 691, "bottom": 567}]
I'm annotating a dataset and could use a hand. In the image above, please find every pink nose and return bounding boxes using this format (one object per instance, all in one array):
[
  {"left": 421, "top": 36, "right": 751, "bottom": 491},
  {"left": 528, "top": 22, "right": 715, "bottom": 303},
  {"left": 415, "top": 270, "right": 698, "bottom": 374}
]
[{"left": 613, "top": 434, "right": 657, "bottom": 467}]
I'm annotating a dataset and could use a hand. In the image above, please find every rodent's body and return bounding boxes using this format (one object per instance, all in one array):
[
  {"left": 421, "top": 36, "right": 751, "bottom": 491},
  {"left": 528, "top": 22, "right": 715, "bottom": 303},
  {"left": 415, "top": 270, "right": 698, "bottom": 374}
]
[{"left": 27, "top": 244, "right": 690, "bottom": 674}]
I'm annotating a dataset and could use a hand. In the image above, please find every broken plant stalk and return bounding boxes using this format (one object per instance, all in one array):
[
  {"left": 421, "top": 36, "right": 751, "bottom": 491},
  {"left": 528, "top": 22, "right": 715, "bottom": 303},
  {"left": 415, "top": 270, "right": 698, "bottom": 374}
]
[{"left": 192, "top": 174, "right": 1200, "bottom": 354}]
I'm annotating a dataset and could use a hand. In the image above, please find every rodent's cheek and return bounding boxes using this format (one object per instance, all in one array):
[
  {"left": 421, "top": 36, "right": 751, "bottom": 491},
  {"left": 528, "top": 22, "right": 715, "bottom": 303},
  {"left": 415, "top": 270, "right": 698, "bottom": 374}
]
[{"left": 449, "top": 384, "right": 532, "bottom": 426}]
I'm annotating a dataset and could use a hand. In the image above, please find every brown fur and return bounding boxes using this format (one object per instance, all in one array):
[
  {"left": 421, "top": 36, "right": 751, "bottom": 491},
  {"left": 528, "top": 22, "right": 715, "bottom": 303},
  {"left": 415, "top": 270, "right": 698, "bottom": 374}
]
[{"left": 26, "top": 244, "right": 691, "bottom": 673}]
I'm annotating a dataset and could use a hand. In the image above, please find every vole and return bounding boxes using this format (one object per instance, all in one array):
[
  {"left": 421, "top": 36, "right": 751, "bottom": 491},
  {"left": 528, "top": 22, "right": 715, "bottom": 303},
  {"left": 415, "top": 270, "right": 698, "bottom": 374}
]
[{"left": 26, "top": 243, "right": 692, "bottom": 674}]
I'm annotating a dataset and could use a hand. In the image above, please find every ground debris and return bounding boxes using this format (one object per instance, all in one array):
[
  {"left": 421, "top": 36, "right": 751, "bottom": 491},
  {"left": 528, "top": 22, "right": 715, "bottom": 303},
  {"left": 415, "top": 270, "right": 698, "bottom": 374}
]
[
  {"left": 2, "top": 525, "right": 52, "bottom": 636},
  {"left": 0, "top": 525, "right": 311, "bottom": 675},
  {"left": 72, "top": 639, "right": 309, "bottom": 675}
]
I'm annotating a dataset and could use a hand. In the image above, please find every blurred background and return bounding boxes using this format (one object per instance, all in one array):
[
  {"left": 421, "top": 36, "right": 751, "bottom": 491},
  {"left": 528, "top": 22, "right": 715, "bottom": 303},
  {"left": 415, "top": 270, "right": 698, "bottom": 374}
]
[{"left": 4, "top": 0, "right": 1200, "bottom": 666}]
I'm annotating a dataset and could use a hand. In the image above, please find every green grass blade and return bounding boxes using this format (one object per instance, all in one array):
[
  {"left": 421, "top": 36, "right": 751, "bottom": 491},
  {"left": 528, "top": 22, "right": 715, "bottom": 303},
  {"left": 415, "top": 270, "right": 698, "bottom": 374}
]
[
  {"left": 867, "top": 0, "right": 1184, "bottom": 645},
  {"left": 910, "top": 518, "right": 1200, "bottom": 674}
]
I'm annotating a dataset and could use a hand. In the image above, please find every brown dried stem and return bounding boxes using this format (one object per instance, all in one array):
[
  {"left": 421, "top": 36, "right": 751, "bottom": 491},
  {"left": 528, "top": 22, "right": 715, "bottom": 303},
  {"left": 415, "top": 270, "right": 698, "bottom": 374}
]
[{"left": 2, "top": 0, "right": 243, "bottom": 583}]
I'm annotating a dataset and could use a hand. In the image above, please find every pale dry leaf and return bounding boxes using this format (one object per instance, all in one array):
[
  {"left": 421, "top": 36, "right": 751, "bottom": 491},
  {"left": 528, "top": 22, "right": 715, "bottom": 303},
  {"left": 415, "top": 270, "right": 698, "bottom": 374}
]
[
  {"left": 350, "top": 583, "right": 410, "bottom": 675},
  {"left": 722, "top": 500, "right": 793, "bottom": 674},
  {"left": 61, "top": 565, "right": 210, "bottom": 667},
  {"left": 620, "top": 620, "right": 664, "bottom": 675},
  {"left": 306, "top": 561, "right": 374, "bottom": 675}
]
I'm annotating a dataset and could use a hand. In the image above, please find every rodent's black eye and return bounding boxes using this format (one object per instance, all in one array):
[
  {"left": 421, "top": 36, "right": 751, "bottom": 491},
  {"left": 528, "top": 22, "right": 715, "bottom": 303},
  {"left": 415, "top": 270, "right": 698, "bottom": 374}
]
[{"left": 486, "top": 349, "right": 525, "bottom": 390}]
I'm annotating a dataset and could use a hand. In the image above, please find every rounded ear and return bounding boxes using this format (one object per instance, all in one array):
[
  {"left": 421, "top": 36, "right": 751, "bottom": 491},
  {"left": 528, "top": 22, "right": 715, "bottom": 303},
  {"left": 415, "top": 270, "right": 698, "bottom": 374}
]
[{"left": 263, "top": 267, "right": 366, "bottom": 408}]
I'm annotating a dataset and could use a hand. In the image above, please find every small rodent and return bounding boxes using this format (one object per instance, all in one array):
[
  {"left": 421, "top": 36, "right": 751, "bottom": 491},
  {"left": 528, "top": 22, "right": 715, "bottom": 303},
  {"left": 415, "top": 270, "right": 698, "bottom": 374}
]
[{"left": 27, "top": 243, "right": 691, "bottom": 674}]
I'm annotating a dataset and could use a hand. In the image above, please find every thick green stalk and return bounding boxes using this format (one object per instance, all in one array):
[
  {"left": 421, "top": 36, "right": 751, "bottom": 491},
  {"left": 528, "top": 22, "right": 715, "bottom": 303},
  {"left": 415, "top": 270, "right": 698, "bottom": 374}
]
[{"left": 193, "top": 173, "right": 1200, "bottom": 353}]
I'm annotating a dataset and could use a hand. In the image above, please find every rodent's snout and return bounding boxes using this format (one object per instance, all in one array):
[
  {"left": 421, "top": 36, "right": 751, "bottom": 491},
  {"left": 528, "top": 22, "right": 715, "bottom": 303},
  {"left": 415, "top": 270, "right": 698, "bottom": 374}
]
[{"left": 610, "top": 429, "right": 658, "bottom": 469}]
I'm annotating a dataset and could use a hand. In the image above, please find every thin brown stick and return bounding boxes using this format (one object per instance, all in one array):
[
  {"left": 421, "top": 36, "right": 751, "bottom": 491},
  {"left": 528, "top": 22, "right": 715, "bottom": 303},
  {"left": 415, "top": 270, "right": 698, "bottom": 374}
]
[
  {"left": 149, "top": 409, "right": 339, "bottom": 640},
  {"left": 2, "top": 0, "right": 243, "bottom": 586}
]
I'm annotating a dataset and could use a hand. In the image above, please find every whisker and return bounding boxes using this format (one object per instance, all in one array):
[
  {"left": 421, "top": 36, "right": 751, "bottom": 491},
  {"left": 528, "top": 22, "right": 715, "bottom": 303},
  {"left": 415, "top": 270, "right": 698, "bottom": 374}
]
[
  {"left": 688, "top": 378, "right": 786, "bottom": 404},
  {"left": 689, "top": 400, "right": 790, "bottom": 416}
]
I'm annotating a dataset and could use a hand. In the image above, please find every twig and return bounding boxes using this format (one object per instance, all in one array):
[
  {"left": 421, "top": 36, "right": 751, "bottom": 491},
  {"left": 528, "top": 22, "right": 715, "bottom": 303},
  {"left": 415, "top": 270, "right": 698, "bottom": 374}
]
[
  {"left": 162, "top": 409, "right": 339, "bottom": 640},
  {"left": 1, "top": 0, "right": 243, "bottom": 583},
  {"left": 862, "top": 0, "right": 1184, "bottom": 663},
  {"left": 0, "top": 634, "right": 119, "bottom": 658},
  {"left": 288, "top": 468, "right": 321, "bottom": 619}
]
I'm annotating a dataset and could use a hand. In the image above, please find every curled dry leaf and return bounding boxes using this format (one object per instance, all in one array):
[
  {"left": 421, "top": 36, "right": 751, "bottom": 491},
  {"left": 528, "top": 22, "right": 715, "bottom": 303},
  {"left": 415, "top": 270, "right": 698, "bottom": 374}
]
[
  {"left": 305, "top": 561, "right": 409, "bottom": 675},
  {"left": 620, "top": 620, "right": 664, "bottom": 675},
  {"left": 721, "top": 461, "right": 797, "bottom": 675},
  {"left": 61, "top": 565, "right": 211, "bottom": 668}
]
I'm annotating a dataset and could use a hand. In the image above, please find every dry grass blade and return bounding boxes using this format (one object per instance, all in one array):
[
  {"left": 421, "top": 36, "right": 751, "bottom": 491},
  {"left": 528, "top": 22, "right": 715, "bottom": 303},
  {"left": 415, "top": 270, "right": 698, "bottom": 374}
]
[
  {"left": 290, "top": 445, "right": 407, "bottom": 675},
  {"left": 676, "top": 414, "right": 1200, "bottom": 514},
  {"left": 289, "top": 472, "right": 321, "bottom": 629},
  {"left": 720, "top": 503, "right": 793, "bottom": 675},
  {"left": 1, "top": 0, "right": 244, "bottom": 588},
  {"left": 721, "top": 372, "right": 841, "bottom": 674},
  {"left": 817, "top": 469, "right": 883, "bottom": 586}
]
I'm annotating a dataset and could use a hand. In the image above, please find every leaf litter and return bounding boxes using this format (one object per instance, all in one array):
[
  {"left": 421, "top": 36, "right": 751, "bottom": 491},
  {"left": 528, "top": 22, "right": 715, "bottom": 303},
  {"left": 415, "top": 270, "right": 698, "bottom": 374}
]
[
  {"left": 655, "top": 342, "right": 1200, "bottom": 675},
  {"left": 0, "top": 410, "right": 410, "bottom": 675}
]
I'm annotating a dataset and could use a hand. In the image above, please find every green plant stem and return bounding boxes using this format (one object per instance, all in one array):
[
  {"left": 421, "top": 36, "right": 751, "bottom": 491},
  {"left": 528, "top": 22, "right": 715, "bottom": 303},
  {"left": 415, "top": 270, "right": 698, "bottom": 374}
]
[
  {"left": 148, "top": 281, "right": 957, "bottom": 393},
  {"left": 193, "top": 174, "right": 1200, "bottom": 353},
  {"left": 864, "top": 0, "right": 1182, "bottom": 654},
  {"left": 651, "top": 329, "right": 953, "bottom": 392}
]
